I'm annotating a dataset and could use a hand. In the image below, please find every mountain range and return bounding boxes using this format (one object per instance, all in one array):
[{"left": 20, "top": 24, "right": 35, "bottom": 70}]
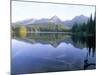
[{"left": 12, "top": 15, "right": 89, "bottom": 27}]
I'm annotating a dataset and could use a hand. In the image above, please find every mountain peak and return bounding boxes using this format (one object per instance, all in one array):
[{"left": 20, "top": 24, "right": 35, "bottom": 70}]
[
  {"left": 49, "top": 15, "right": 61, "bottom": 24},
  {"left": 51, "top": 15, "right": 60, "bottom": 20},
  {"left": 69, "top": 15, "right": 88, "bottom": 25},
  {"left": 74, "top": 15, "right": 88, "bottom": 19},
  {"left": 79, "top": 15, "right": 85, "bottom": 17}
]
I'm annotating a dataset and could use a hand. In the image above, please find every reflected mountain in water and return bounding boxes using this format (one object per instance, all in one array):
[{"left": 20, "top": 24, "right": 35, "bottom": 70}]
[
  {"left": 13, "top": 33, "right": 72, "bottom": 47},
  {"left": 12, "top": 33, "right": 95, "bottom": 49},
  {"left": 12, "top": 33, "right": 96, "bottom": 74}
]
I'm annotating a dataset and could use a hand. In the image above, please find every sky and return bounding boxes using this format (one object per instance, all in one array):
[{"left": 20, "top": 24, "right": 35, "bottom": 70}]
[{"left": 12, "top": 1, "right": 95, "bottom": 22}]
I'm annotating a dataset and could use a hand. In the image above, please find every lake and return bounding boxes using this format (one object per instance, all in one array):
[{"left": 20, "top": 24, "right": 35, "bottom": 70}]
[{"left": 11, "top": 33, "right": 96, "bottom": 74}]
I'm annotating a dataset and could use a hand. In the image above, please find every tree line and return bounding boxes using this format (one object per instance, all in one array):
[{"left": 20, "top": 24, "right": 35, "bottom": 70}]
[
  {"left": 71, "top": 13, "right": 96, "bottom": 36},
  {"left": 12, "top": 22, "right": 71, "bottom": 33}
]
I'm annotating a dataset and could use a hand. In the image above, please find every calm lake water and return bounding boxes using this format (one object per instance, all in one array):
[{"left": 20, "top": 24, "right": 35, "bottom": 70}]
[{"left": 11, "top": 33, "right": 96, "bottom": 74}]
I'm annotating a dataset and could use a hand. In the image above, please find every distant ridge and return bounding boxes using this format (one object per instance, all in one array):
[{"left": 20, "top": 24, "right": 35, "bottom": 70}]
[{"left": 12, "top": 15, "right": 88, "bottom": 27}]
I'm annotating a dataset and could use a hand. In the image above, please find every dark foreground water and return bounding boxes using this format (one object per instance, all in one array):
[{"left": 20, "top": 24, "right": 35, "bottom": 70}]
[{"left": 11, "top": 33, "right": 96, "bottom": 75}]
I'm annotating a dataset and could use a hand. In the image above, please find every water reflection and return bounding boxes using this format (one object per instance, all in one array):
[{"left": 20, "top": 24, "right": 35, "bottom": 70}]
[
  {"left": 71, "top": 35, "right": 96, "bottom": 69},
  {"left": 11, "top": 33, "right": 96, "bottom": 74},
  {"left": 72, "top": 35, "right": 96, "bottom": 56}
]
